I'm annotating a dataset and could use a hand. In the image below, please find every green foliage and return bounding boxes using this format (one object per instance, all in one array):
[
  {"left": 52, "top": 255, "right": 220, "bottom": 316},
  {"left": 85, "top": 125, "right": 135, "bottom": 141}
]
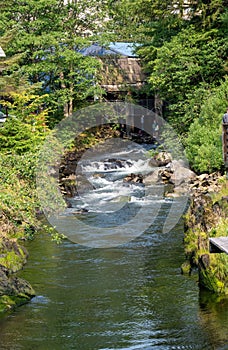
[
  {"left": 0, "top": 152, "right": 40, "bottom": 237},
  {"left": 186, "top": 122, "right": 223, "bottom": 173},
  {"left": 0, "top": 247, "right": 26, "bottom": 273},
  {"left": 0, "top": 118, "right": 45, "bottom": 154},
  {"left": 185, "top": 79, "right": 228, "bottom": 173},
  {"left": 148, "top": 26, "right": 227, "bottom": 132},
  {"left": 0, "top": 0, "right": 109, "bottom": 121},
  {"left": 200, "top": 253, "right": 228, "bottom": 294},
  {"left": 110, "top": 1, "right": 228, "bottom": 142},
  {"left": 0, "top": 74, "right": 50, "bottom": 154}
]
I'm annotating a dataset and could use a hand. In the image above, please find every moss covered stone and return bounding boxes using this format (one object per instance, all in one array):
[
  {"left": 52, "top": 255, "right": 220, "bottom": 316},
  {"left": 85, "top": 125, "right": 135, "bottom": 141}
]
[
  {"left": 0, "top": 237, "right": 35, "bottom": 314},
  {"left": 0, "top": 237, "right": 28, "bottom": 273},
  {"left": 0, "top": 263, "right": 35, "bottom": 314},
  {"left": 184, "top": 176, "right": 228, "bottom": 295},
  {"left": 181, "top": 261, "right": 192, "bottom": 275}
]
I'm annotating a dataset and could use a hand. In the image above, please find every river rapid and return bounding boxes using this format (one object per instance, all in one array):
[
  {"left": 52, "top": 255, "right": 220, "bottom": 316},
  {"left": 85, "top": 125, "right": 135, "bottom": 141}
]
[{"left": 0, "top": 142, "right": 227, "bottom": 350}]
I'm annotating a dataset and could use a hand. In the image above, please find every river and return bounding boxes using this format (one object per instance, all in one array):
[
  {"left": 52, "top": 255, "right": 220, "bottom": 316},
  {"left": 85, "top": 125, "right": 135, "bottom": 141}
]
[{"left": 0, "top": 142, "right": 227, "bottom": 349}]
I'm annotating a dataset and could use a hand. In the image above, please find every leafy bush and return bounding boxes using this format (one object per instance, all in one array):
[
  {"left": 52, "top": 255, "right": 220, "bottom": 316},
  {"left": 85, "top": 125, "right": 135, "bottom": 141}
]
[
  {"left": 148, "top": 26, "right": 227, "bottom": 132},
  {"left": 185, "top": 79, "right": 228, "bottom": 173},
  {"left": 0, "top": 152, "right": 40, "bottom": 238},
  {"left": 0, "top": 118, "right": 46, "bottom": 155}
]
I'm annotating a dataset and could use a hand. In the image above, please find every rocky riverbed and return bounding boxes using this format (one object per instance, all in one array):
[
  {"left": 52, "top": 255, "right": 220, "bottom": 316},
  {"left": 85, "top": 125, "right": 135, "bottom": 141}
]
[
  {"left": 59, "top": 146, "right": 228, "bottom": 295},
  {"left": 1, "top": 144, "right": 226, "bottom": 316}
]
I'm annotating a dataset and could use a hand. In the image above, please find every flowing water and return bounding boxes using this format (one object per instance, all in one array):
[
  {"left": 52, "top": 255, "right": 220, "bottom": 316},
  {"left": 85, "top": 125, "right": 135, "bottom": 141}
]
[{"left": 0, "top": 142, "right": 228, "bottom": 349}]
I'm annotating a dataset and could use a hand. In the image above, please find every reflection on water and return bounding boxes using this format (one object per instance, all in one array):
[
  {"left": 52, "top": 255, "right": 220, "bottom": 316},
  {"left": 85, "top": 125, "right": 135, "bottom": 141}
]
[
  {"left": 0, "top": 224, "right": 227, "bottom": 350},
  {"left": 198, "top": 290, "right": 228, "bottom": 348}
]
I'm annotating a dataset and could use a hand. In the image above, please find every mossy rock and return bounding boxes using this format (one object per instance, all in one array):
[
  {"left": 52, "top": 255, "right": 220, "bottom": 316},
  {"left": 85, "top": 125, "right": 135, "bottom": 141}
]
[
  {"left": 199, "top": 254, "right": 228, "bottom": 295},
  {"left": 0, "top": 294, "right": 31, "bottom": 313},
  {"left": 0, "top": 264, "right": 35, "bottom": 313},
  {"left": 181, "top": 261, "right": 192, "bottom": 275},
  {"left": 0, "top": 237, "right": 28, "bottom": 273}
]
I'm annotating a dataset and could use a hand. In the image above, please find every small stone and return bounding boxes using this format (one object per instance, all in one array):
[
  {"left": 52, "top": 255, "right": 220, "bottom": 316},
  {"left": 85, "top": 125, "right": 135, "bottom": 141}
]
[{"left": 198, "top": 173, "right": 208, "bottom": 181}]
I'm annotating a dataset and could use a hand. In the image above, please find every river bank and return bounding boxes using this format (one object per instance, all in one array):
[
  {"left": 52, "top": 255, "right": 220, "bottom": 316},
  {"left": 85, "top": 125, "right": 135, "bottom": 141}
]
[
  {"left": 0, "top": 152, "right": 39, "bottom": 313},
  {"left": 0, "top": 126, "right": 119, "bottom": 313},
  {"left": 137, "top": 154, "right": 228, "bottom": 295},
  {"left": 0, "top": 236, "right": 35, "bottom": 313},
  {"left": 0, "top": 210, "right": 36, "bottom": 313},
  {"left": 182, "top": 172, "right": 228, "bottom": 295},
  {"left": 1, "top": 134, "right": 227, "bottom": 315}
]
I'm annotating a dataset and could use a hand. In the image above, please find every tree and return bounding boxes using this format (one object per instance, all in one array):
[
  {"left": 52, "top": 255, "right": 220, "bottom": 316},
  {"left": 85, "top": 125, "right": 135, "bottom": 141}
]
[
  {"left": 107, "top": 0, "right": 187, "bottom": 43},
  {"left": 147, "top": 26, "right": 227, "bottom": 132},
  {"left": 185, "top": 78, "right": 228, "bottom": 173},
  {"left": 0, "top": 0, "right": 109, "bottom": 123}
]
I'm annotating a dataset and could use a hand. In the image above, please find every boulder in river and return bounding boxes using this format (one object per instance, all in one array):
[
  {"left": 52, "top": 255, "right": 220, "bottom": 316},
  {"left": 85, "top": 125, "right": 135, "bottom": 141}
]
[
  {"left": 149, "top": 152, "right": 172, "bottom": 167},
  {"left": 104, "top": 158, "right": 133, "bottom": 171},
  {"left": 169, "top": 161, "right": 196, "bottom": 187},
  {"left": 123, "top": 173, "right": 144, "bottom": 184},
  {"left": 72, "top": 208, "right": 89, "bottom": 214}
]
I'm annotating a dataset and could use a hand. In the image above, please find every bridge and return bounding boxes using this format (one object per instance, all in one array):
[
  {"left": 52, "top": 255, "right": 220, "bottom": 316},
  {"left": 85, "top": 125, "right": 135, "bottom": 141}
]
[{"left": 209, "top": 237, "right": 228, "bottom": 254}]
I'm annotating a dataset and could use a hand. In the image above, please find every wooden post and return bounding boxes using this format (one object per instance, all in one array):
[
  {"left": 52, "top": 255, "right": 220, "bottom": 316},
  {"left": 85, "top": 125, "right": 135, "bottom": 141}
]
[
  {"left": 154, "top": 92, "right": 163, "bottom": 117},
  {"left": 222, "top": 123, "right": 228, "bottom": 177}
]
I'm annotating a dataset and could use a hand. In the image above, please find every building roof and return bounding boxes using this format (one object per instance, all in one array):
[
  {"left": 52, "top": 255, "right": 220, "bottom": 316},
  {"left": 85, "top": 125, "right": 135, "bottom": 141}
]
[
  {"left": 0, "top": 45, "right": 6, "bottom": 57},
  {"left": 80, "top": 42, "right": 138, "bottom": 58},
  {"left": 109, "top": 43, "right": 138, "bottom": 57}
]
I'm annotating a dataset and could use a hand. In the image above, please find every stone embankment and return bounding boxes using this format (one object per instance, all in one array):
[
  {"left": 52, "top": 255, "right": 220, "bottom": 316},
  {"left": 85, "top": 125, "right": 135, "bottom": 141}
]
[{"left": 182, "top": 173, "right": 228, "bottom": 295}]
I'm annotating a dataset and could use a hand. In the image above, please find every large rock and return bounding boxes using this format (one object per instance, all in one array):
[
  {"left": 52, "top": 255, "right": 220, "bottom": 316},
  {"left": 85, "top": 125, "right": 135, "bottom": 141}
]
[
  {"left": 0, "top": 237, "right": 35, "bottom": 313},
  {"left": 149, "top": 152, "right": 172, "bottom": 167},
  {"left": 144, "top": 160, "right": 197, "bottom": 197},
  {"left": 170, "top": 161, "right": 196, "bottom": 186},
  {"left": 0, "top": 264, "right": 35, "bottom": 312},
  {"left": 143, "top": 169, "right": 160, "bottom": 185},
  {"left": 0, "top": 265, "right": 35, "bottom": 297},
  {"left": 183, "top": 173, "right": 228, "bottom": 294},
  {"left": 0, "top": 237, "right": 28, "bottom": 273}
]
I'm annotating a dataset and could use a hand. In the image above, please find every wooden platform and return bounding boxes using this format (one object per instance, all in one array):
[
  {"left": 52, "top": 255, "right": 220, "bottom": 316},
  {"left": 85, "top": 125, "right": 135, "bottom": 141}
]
[{"left": 209, "top": 237, "right": 228, "bottom": 254}]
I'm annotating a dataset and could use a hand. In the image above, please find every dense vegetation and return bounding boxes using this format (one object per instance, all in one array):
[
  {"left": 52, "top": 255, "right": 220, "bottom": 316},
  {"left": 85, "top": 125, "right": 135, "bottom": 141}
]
[
  {"left": 0, "top": 0, "right": 227, "bottom": 302},
  {"left": 1, "top": 1, "right": 228, "bottom": 168}
]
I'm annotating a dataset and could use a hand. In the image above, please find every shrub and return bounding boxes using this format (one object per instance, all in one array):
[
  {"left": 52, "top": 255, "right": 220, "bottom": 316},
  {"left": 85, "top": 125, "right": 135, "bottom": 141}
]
[{"left": 185, "top": 78, "right": 228, "bottom": 173}]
